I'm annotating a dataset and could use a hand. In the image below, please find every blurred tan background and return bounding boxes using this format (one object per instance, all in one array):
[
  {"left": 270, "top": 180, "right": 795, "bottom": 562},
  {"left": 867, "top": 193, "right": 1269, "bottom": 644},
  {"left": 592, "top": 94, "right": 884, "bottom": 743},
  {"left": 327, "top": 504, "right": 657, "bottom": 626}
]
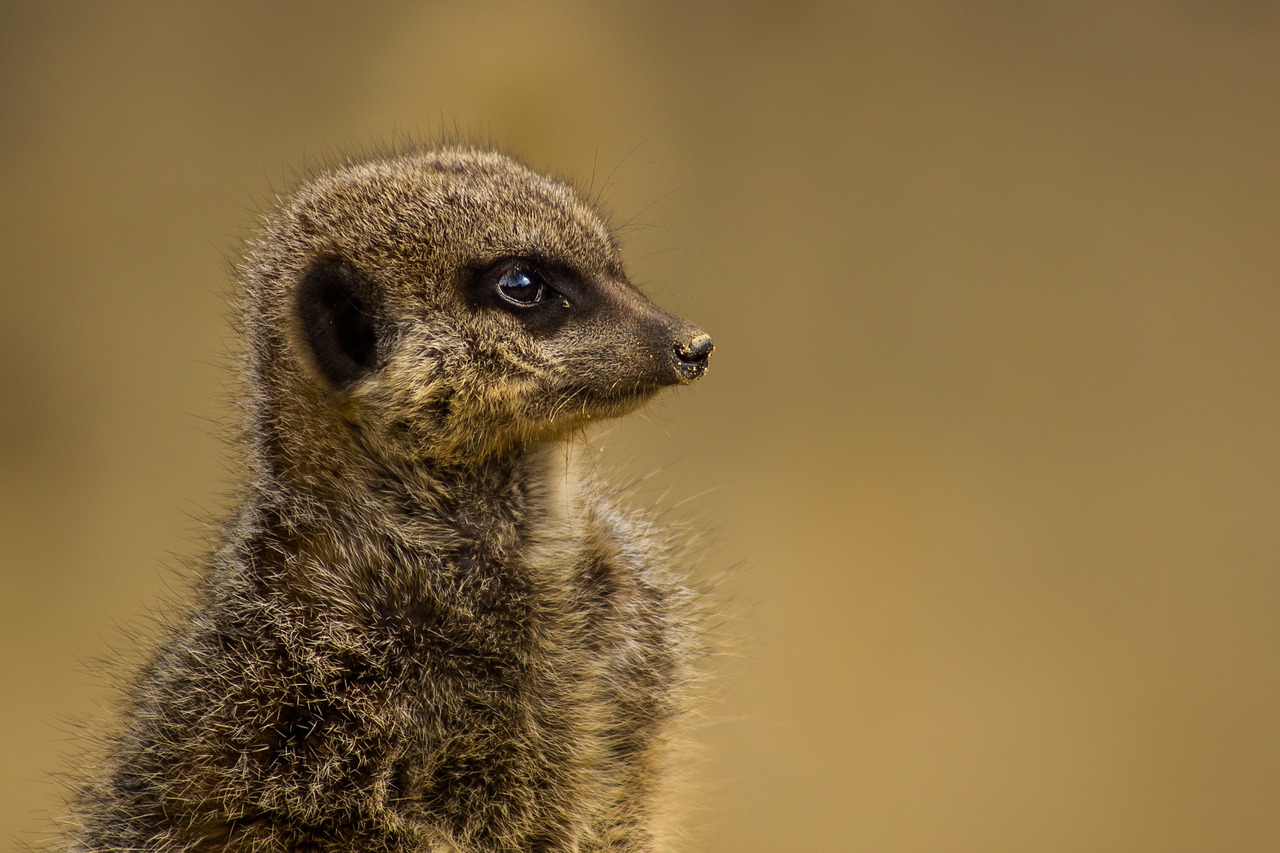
[{"left": 3, "top": 2, "right": 1279, "bottom": 850}]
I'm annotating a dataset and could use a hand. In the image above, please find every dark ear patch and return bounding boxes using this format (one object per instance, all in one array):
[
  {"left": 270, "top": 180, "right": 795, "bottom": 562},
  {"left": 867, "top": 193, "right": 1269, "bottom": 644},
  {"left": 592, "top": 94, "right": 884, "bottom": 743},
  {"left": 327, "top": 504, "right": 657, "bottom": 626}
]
[{"left": 296, "top": 259, "right": 380, "bottom": 388}]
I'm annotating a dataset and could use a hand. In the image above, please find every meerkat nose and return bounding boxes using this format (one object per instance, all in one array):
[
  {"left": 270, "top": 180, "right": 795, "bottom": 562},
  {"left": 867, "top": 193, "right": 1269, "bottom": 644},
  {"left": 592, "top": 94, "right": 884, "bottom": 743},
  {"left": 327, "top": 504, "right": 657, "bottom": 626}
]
[{"left": 672, "top": 330, "right": 714, "bottom": 382}]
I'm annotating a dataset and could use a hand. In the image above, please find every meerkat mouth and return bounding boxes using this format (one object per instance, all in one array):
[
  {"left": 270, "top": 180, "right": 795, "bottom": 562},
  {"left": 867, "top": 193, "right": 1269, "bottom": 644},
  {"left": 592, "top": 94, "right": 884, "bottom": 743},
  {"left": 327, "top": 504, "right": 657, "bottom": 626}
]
[{"left": 541, "top": 379, "right": 664, "bottom": 425}]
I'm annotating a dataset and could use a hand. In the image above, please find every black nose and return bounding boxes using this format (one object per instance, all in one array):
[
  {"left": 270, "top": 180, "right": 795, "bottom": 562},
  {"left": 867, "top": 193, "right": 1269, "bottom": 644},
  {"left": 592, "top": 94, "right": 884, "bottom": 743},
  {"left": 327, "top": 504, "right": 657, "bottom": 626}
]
[{"left": 672, "top": 331, "right": 714, "bottom": 382}]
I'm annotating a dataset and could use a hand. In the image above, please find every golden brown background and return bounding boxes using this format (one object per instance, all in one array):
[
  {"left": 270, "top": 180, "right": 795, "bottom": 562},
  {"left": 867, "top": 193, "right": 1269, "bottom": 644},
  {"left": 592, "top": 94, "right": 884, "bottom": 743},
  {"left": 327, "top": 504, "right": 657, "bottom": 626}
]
[{"left": 3, "top": 3, "right": 1278, "bottom": 850}]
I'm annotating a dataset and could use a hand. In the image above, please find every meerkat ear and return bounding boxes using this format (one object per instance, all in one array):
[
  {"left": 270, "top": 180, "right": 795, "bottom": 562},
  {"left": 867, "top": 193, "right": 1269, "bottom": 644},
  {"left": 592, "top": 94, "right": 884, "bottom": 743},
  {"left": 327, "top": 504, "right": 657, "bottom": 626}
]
[{"left": 296, "top": 259, "right": 380, "bottom": 388}]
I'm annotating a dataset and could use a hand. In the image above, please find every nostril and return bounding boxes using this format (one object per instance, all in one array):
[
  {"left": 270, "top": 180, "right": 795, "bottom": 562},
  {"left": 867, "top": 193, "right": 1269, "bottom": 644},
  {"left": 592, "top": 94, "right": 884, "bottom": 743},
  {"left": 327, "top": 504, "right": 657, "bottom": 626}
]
[
  {"left": 671, "top": 332, "right": 713, "bottom": 384},
  {"left": 675, "top": 333, "right": 714, "bottom": 365}
]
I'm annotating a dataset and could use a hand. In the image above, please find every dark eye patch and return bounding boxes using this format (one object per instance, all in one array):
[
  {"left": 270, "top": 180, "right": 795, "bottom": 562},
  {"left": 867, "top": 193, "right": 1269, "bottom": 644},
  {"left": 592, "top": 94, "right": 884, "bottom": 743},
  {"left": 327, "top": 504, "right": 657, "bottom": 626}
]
[{"left": 466, "top": 257, "right": 585, "bottom": 335}]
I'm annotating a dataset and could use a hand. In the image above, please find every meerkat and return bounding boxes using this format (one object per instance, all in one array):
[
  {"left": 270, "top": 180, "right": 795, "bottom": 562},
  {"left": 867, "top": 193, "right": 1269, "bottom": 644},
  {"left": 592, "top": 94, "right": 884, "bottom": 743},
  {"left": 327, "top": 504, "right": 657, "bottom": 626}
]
[{"left": 64, "top": 148, "right": 713, "bottom": 852}]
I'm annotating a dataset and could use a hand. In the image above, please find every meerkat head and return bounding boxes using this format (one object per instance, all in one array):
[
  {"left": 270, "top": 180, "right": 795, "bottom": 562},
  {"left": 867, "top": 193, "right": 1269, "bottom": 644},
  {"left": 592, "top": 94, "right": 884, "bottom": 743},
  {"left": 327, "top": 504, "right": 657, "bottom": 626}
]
[{"left": 243, "top": 149, "right": 712, "bottom": 474}]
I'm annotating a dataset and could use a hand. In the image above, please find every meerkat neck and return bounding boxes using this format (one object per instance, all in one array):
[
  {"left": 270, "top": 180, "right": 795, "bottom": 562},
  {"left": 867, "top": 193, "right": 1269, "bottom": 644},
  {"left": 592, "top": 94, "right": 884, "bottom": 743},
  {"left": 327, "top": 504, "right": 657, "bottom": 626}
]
[{"left": 240, "top": 436, "right": 585, "bottom": 585}]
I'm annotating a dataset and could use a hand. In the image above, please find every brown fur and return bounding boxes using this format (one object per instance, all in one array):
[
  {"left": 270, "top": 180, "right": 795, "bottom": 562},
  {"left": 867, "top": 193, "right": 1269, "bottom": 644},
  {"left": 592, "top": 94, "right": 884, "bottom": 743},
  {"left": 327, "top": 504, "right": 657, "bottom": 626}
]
[{"left": 63, "top": 149, "right": 713, "bottom": 851}]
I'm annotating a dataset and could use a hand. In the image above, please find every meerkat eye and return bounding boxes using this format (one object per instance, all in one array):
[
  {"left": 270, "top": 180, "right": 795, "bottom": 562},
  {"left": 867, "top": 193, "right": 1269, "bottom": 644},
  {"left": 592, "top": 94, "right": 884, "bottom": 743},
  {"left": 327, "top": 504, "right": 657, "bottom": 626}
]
[
  {"left": 495, "top": 265, "right": 548, "bottom": 307},
  {"left": 470, "top": 259, "right": 575, "bottom": 332}
]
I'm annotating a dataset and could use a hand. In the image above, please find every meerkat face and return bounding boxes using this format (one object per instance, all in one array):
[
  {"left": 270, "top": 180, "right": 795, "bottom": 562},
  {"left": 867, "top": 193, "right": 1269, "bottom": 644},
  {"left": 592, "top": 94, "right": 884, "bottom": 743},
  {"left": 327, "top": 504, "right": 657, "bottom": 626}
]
[{"left": 252, "top": 150, "right": 711, "bottom": 467}]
